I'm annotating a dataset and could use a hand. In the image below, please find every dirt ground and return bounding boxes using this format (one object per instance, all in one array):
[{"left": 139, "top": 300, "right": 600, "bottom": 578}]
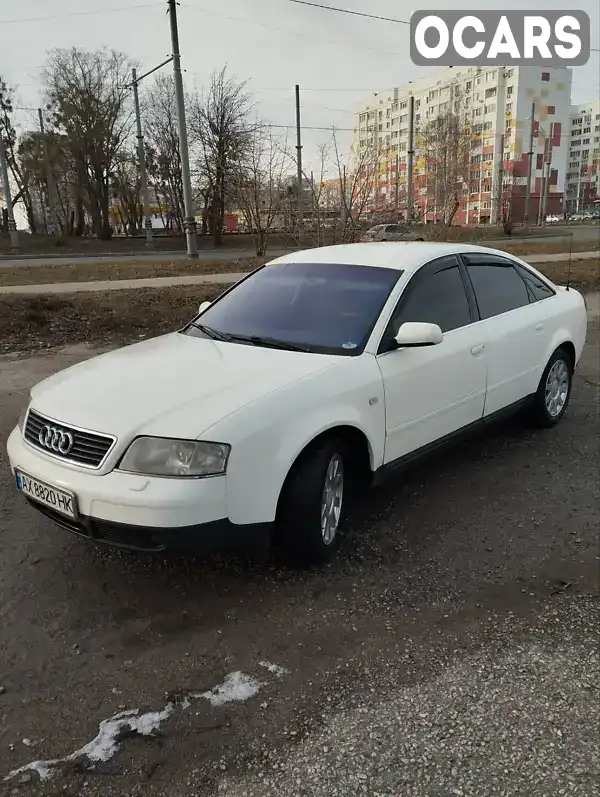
[
  {"left": 0, "top": 316, "right": 598, "bottom": 796},
  {"left": 0, "top": 258, "right": 261, "bottom": 287},
  {"left": 0, "top": 259, "right": 597, "bottom": 354},
  {"left": 0, "top": 285, "right": 225, "bottom": 355}
]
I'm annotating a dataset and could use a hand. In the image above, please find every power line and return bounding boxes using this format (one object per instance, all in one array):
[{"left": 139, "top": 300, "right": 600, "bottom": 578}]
[
  {"left": 0, "top": 2, "right": 160, "bottom": 24},
  {"left": 285, "top": 0, "right": 409, "bottom": 24},
  {"left": 180, "top": 3, "right": 402, "bottom": 58},
  {"left": 286, "top": 2, "right": 600, "bottom": 51}
]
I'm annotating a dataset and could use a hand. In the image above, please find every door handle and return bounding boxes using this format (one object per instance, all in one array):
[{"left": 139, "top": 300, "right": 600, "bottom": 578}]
[
  {"left": 535, "top": 323, "right": 544, "bottom": 332},
  {"left": 471, "top": 344, "right": 485, "bottom": 356}
]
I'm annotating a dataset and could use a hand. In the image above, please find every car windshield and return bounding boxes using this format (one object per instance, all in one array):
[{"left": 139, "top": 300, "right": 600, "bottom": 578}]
[{"left": 183, "top": 261, "right": 402, "bottom": 355}]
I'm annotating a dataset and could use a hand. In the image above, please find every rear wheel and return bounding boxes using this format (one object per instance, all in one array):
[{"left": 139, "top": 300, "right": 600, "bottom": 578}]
[
  {"left": 277, "top": 438, "right": 348, "bottom": 565},
  {"left": 530, "top": 347, "right": 573, "bottom": 428}
]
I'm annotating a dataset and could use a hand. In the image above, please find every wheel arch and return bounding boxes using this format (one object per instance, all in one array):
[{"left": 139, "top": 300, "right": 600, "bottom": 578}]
[{"left": 275, "top": 424, "right": 374, "bottom": 518}]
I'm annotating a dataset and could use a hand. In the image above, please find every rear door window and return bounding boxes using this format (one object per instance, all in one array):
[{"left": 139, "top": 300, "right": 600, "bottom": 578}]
[{"left": 462, "top": 255, "right": 531, "bottom": 320}]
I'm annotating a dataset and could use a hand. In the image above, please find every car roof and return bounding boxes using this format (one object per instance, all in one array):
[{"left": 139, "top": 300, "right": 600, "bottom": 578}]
[{"left": 267, "top": 242, "right": 519, "bottom": 278}]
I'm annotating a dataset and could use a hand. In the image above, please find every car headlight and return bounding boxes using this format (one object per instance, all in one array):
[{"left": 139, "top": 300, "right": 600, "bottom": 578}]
[{"left": 119, "top": 437, "right": 230, "bottom": 478}]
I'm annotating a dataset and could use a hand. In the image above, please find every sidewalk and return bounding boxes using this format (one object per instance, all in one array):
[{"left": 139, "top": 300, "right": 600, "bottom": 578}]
[{"left": 0, "top": 250, "right": 597, "bottom": 296}]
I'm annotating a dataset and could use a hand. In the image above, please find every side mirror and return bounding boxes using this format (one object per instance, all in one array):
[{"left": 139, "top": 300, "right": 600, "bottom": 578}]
[
  {"left": 198, "top": 301, "right": 211, "bottom": 314},
  {"left": 394, "top": 322, "right": 443, "bottom": 348}
]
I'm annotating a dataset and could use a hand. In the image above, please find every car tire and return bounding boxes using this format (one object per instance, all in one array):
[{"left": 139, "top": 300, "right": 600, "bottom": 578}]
[
  {"left": 529, "top": 347, "right": 574, "bottom": 428},
  {"left": 277, "top": 438, "right": 349, "bottom": 565}
]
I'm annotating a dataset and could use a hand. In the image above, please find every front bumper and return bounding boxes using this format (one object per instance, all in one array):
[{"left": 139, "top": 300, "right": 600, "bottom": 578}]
[{"left": 7, "top": 427, "right": 269, "bottom": 554}]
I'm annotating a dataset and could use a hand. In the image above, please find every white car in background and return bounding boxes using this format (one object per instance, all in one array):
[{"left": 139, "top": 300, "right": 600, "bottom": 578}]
[{"left": 7, "top": 243, "right": 588, "bottom": 565}]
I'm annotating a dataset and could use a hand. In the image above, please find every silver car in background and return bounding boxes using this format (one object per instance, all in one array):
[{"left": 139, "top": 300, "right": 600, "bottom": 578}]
[{"left": 361, "top": 223, "right": 425, "bottom": 242}]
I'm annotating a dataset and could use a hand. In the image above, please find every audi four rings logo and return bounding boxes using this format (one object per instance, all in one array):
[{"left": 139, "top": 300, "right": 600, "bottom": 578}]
[{"left": 38, "top": 425, "right": 75, "bottom": 455}]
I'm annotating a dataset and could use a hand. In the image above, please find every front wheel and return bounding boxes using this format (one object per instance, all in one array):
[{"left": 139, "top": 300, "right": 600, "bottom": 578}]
[
  {"left": 530, "top": 347, "right": 573, "bottom": 428},
  {"left": 277, "top": 439, "right": 347, "bottom": 565}
]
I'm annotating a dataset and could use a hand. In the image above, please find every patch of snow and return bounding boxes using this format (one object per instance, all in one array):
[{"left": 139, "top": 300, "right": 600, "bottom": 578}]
[
  {"left": 259, "top": 661, "right": 289, "bottom": 678},
  {"left": 4, "top": 666, "right": 286, "bottom": 783},
  {"left": 4, "top": 706, "right": 173, "bottom": 782},
  {"left": 198, "top": 672, "right": 263, "bottom": 707},
  {"left": 77, "top": 706, "right": 173, "bottom": 763}
]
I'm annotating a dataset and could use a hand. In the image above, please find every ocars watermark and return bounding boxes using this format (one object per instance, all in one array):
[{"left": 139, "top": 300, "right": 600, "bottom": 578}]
[{"left": 410, "top": 11, "right": 590, "bottom": 66}]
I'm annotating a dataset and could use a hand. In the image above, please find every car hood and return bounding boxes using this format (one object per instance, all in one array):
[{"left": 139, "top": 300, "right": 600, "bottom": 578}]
[{"left": 30, "top": 333, "right": 337, "bottom": 441}]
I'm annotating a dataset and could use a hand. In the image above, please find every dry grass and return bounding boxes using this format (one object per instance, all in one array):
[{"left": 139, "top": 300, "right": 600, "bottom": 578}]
[
  {"left": 0, "top": 257, "right": 262, "bottom": 287},
  {"left": 500, "top": 240, "right": 599, "bottom": 257},
  {"left": 0, "top": 284, "right": 225, "bottom": 354},
  {"left": 0, "top": 259, "right": 596, "bottom": 355},
  {"left": 534, "top": 259, "right": 599, "bottom": 290}
]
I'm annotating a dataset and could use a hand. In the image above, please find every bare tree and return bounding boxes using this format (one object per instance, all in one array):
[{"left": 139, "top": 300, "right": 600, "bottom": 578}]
[
  {"left": 418, "top": 103, "right": 471, "bottom": 229},
  {"left": 43, "top": 47, "right": 134, "bottom": 240},
  {"left": 143, "top": 74, "right": 184, "bottom": 233},
  {"left": 189, "top": 67, "right": 253, "bottom": 247},
  {"left": 331, "top": 130, "right": 385, "bottom": 242},
  {"left": 232, "top": 124, "right": 289, "bottom": 256},
  {"left": 0, "top": 77, "right": 40, "bottom": 232},
  {"left": 110, "top": 148, "right": 142, "bottom": 234}
]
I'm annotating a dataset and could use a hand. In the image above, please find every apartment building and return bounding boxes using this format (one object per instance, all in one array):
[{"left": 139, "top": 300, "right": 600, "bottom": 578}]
[
  {"left": 355, "top": 65, "right": 572, "bottom": 225},
  {"left": 566, "top": 99, "right": 600, "bottom": 214}
]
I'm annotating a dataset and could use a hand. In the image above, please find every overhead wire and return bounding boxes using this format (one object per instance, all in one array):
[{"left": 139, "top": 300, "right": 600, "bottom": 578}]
[{"left": 0, "top": 2, "right": 161, "bottom": 24}]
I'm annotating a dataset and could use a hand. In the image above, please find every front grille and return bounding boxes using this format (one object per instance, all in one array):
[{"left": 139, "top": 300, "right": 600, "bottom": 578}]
[{"left": 24, "top": 409, "right": 115, "bottom": 468}]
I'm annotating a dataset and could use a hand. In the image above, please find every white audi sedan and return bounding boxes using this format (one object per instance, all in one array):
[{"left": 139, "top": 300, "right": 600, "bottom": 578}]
[{"left": 7, "top": 243, "right": 587, "bottom": 564}]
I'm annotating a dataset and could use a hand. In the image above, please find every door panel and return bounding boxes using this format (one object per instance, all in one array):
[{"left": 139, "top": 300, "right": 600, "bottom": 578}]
[
  {"left": 377, "top": 256, "right": 487, "bottom": 464},
  {"left": 462, "top": 254, "right": 553, "bottom": 416},
  {"left": 378, "top": 328, "right": 487, "bottom": 462}
]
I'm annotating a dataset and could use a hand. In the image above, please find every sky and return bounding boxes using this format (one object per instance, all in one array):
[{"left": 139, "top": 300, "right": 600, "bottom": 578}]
[{"left": 1, "top": 0, "right": 599, "bottom": 180}]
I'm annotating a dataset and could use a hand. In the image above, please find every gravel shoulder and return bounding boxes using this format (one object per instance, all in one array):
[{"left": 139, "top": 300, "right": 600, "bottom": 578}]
[{"left": 0, "top": 324, "right": 597, "bottom": 796}]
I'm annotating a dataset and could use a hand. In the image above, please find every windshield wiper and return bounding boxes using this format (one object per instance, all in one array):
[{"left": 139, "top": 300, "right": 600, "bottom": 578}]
[
  {"left": 189, "top": 322, "right": 232, "bottom": 342},
  {"left": 227, "top": 334, "right": 312, "bottom": 353}
]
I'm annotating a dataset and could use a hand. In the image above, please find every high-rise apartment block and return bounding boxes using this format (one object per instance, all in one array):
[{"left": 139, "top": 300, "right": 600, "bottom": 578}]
[
  {"left": 566, "top": 99, "right": 600, "bottom": 213},
  {"left": 355, "top": 65, "right": 576, "bottom": 224}
]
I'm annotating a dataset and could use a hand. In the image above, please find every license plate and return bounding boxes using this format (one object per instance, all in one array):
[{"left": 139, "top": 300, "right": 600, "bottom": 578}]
[{"left": 16, "top": 470, "right": 77, "bottom": 519}]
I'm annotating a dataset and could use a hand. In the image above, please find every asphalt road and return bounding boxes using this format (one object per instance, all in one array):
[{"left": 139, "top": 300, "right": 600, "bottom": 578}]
[
  {"left": 0, "top": 313, "right": 598, "bottom": 797},
  {"left": 0, "top": 224, "right": 598, "bottom": 267}
]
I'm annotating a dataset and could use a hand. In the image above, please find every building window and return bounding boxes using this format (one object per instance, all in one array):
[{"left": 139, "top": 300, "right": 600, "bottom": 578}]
[
  {"left": 506, "top": 103, "right": 513, "bottom": 114},
  {"left": 547, "top": 105, "right": 555, "bottom": 115},
  {"left": 484, "top": 104, "right": 496, "bottom": 114},
  {"left": 571, "top": 139, "right": 581, "bottom": 146},
  {"left": 486, "top": 71, "right": 496, "bottom": 82},
  {"left": 542, "top": 71, "right": 550, "bottom": 81},
  {"left": 572, "top": 118, "right": 582, "bottom": 126},
  {"left": 400, "top": 101, "right": 407, "bottom": 109},
  {"left": 506, "top": 85, "right": 513, "bottom": 97},
  {"left": 583, "top": 138, "right": 590, "bottom": 144},
  {"left": 583, "top": 127, "right": 591, "bottom": 133},
  {"left": 485, "top": 88, "right": 497, "bottom": 98}
]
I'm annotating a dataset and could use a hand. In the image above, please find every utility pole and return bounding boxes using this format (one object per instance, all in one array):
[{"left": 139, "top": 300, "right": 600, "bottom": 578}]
[
  {"left": 523, "top": 102, "right": 535, "bottom": 227},
  {"left": 295, "top": 84, "right": 303, "bottom": 232},
  {"left": 541, "top": 122, "right": 554, "bottom": 226},
  {"left": 167, "top": 0, "right": 198, "bottom": 258},
  {"left": 394, "top": 153, "right": 400, "bottom": 220},
  {"left": 0, "top": 134, "right": 18, "bottom": 250},
  {"left": 496, "top": 133, "right": 505, "bottom": 226},
  {"left": 132, "top": 68, "right": 154, "bottom": 247},
  {"left": 37, "top": 108, "right": 61, "bottom": 239},
  {"left": 406, "top": 95, "right": 415, "bottom": 224}
]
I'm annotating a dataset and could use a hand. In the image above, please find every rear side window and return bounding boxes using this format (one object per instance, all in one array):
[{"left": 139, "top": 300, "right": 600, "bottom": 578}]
[
  {"left": 463, "top": 255, "right": 530, "bottom": 320},
  {"left": 385, "top": 225, "right": 398, "bottom": 233},
  {"left": 394, "top": 259, "right": 471, "bottom": 333},
  {"left": 514, "top": 265, "right": 556, "bottom": 302}
]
